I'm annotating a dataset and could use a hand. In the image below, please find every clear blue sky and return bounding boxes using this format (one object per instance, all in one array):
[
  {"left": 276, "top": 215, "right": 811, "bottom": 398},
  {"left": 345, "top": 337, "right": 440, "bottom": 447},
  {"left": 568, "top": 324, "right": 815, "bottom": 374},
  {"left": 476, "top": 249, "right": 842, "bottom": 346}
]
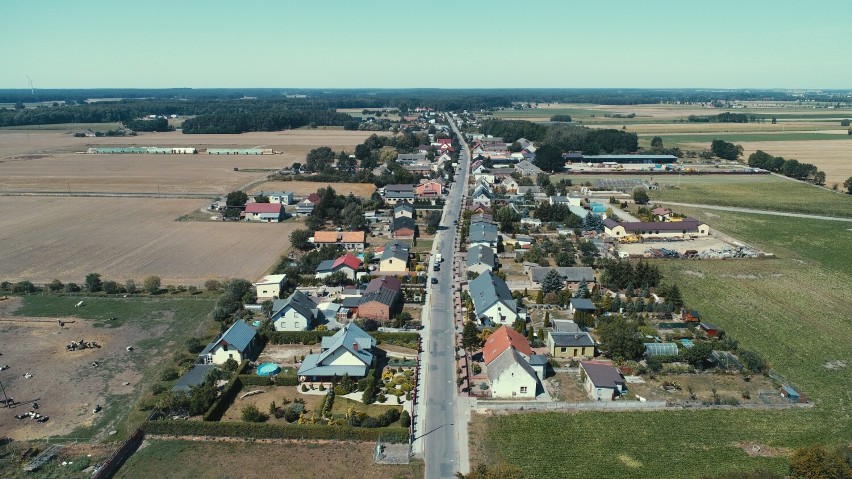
[{"left": 2, "top": 0, "right": 850, "bottom": 89}]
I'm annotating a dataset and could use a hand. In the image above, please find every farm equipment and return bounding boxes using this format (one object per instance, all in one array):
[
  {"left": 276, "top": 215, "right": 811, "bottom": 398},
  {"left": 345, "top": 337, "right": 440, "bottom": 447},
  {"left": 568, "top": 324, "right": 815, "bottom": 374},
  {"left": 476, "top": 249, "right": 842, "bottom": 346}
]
[{"left": 65, "top": 339, "right": 101, "bottom": 351}]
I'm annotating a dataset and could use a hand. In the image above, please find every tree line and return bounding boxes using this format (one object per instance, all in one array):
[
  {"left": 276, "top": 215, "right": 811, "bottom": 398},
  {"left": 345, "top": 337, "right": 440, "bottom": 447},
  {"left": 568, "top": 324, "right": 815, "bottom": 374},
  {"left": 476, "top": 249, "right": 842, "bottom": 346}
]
[{"left": 747, "top": 150, "right": 825, "bottom": 184}]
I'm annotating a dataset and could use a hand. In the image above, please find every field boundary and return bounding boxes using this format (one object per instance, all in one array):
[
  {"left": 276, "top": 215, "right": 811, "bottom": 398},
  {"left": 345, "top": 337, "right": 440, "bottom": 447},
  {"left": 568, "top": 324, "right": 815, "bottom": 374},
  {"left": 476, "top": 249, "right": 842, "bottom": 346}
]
[{"left": 654, "top": 201, "right": 852, "bottom": 221}]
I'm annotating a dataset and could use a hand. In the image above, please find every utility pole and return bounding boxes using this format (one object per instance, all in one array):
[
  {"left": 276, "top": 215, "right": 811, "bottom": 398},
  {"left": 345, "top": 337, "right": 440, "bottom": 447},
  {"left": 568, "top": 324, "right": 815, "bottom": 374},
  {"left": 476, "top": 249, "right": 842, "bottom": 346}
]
[{"left": 0, "top": 379, "right": 10, "bottom": 408}]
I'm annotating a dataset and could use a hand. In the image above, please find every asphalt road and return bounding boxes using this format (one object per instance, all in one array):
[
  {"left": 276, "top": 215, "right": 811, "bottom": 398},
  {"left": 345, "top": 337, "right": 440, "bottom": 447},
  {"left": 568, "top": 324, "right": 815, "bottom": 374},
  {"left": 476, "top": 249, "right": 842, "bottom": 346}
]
[{"left": 421, "top": 114, "right": 469, "bottom": 478}]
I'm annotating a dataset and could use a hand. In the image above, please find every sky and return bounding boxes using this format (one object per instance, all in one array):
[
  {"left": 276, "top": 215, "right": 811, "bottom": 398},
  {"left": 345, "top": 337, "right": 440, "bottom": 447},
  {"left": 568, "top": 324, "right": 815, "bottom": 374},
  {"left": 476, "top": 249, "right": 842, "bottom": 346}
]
[{"left": 1, "top": 0, "right": 850, "bottom": 90}]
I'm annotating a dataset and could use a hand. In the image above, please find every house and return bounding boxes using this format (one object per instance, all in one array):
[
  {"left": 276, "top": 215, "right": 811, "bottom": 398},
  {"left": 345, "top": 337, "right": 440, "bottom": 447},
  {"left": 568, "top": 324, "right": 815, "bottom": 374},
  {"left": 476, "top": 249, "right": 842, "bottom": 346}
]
[
  {"left": 397, "top": 153, "right": 427, "bottom": 164},
  {"left": 569, "top": 298, "right": 598, "bottom": 315},
  {"left": 199, "top": 321, "right": 260, "bottom": 365},
  {"left": 243, "top": 202, "right": 284, "bottom": 222},
  {"left": 483, "top": 325, "right": 532, "bottom": 365},
  {"left": 468, "top": 222, "right": 499, "bottom": 253},
  {"left": 393, "top": 203, "right": 415, "bottom": 219},
  {"left": 379, "top": 241, "right": 410, "bottom": 273},
  {"left": 528, "top": 267, "right": 595, "bottom": 290},
  {"left": 392, "top": 217, "right": 417, "bottom": 239},
  {"left": 568, "top": 205, "right": 590, "bottom": 220},
  {"left": 315, "top": 253, "right": 361, "bottom": 281},
  {"left": 297, "top": 322, "right": 376, "bottom": 382},
  {"left": 520, "top": 218, "right": 542, "bottom": 227},
  {"left": 357, "top": 276, "right": 402, "bottom": 322},
  {"left": 580, "top": 361, "right": 626, "bottom": 401},
  {"left": 699, "top": 322, "right": 722, "bottom": 338},
  {"left": 313, "top": 231, "right": 366, "bottom": 251},
  {"left": 466, "top": 245, "right": 496, "bottom": 276},
  {"left": 469, "top": 271, "right": 523, "bottom": 326},
  {"left": 262, "top": 191, "right": 294, "bottom": 205},
  {"left": 514, "top": 160, "right": 542, "bottom": 177},
  {"left": 513, "top": 234, "right": 533, "bottom": 250},
  {"left": 487, "top": 347, "right": 539, "bottom": 399},
  {"left": 271, "top": 290, "right": 318, "bottom": 331},
  {"left": 471, "top": 213, "right": 494, "bottom": 224},
  {"left": 253, "top": 274, "right": 287, "bottom": 299},
  {"left": 383, "top": 184, "right": 416, "bottom": 205},
  {"left": 414, "top": 180, "right": 443, "bottom": 198},
  {"left": 295, "top": 193, "right": 320, "bottom": 216},
  {"left": 548, "top": 331, "right": 596, "bottom": 358},
  {"left": 471, "top": 184, "right": 494, "bottom": 207},
  {"left": 501, "top": 177, "right": 519, "bottom": 194},
  {"left": 643, "top": 342, "right": 679, "bottom": 358},
  {"left": 516, "top": 186, "right": 543, "bottom": 200},
  {"left": 652, "top": 207, "right": 672, "bottom": 220},
  {"left": 468, "top": 202, "right": 491, "bottom": 215},
  {"left": 603, "top": 217, "right": 710, "bottom": 239},
  {"left": 683, "top": 310, "right": 701, "bottom": 322}
]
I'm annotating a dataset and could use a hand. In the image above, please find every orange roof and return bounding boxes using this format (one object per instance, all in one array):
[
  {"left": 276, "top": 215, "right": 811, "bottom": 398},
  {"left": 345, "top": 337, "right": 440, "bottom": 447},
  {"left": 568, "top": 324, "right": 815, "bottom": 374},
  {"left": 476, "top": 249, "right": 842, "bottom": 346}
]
[
  {"left": 482, "top": 325, "right": 532, "bottom": 365},
  {"left": 313, "top": 231, "right": 365, "bottom": 244}
]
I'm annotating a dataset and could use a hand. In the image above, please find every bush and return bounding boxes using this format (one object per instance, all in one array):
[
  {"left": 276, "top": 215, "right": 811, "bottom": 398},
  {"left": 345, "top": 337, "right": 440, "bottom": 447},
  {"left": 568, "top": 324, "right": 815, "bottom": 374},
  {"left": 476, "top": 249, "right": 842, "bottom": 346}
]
[
  {"left": 399, "top": 410, "right": 411, "bottom": 427},
  {"left": 301, "top": 384, "right": 308, "bottom": 392},
  {"left": 203, "top": 376, "right": 244, "bottom": 421},
  {"left": 241, "top": 404, "right": 268, "bottom": 423},
  {"left": 144, "top": 420, "right": 410, "bottom": 442},
  {"left": 377, "top": 393, "right": 387, "bottom": 403},
  {"left": 379, "top": 408, "right": 400, "bottom": 426},
  {"left": 185, "top": 337, "right": 203, "bottom": 354},
  {"left": 152, "top": 383, "right": 167, "bottom": 396},
  {"left": 160, "top": 369, "right": 179, "bottom": 381}
]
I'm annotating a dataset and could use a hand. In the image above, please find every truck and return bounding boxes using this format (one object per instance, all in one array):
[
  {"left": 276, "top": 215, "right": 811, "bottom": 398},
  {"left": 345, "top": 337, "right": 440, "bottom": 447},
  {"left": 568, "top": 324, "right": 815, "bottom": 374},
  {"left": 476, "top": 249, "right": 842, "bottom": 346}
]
[{"left": 435, "top": 253, "right": 443, "bottom": 263}]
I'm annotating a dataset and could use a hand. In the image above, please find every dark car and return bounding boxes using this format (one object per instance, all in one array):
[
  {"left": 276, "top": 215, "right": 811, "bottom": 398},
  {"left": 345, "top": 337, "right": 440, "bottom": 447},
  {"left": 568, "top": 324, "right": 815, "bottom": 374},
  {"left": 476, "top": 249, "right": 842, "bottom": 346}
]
[{"left": 431, "top": 278, "right": 438, "bottom": 284}]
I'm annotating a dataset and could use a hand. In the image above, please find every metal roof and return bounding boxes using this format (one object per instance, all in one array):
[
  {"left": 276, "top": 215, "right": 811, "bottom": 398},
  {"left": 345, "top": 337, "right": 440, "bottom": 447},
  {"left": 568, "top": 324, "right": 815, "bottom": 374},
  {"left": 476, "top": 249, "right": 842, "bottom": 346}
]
[
  {"left": 581, "top": 361, "right": 625, "bottom": 389},
  {"left": 569, "top": 298, "right": 597, "bottom": 311},
  {"left": 298, "top": 323, "right": 374, "bottom": 377},
  {"left": 549, "top": 331, "right": 595, "bottom": 347},
  {"left": 469, "top": 271, "right": 516, "bottom": 319},
  {"left": 201, "top": 320, "right": 257, "bottom": 355},
  {"left": 468, "top": 222, "right": 498, "bottom": 244},
  {"left": 273, "top": 290, "right": 316, "bottom": 322},
  {"left": 467, "top": 245, "right": 495, "bottom": 268},
  {"left": 529, "top": 267, "right": 595, "bottom": 284}
]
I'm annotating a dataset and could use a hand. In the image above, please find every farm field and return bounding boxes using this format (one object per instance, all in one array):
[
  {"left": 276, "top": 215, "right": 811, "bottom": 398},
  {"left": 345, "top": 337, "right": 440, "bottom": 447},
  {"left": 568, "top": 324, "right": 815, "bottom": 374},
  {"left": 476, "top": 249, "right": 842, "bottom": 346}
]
[
  {"left": 716, "top": 140, "right": 852, "bottom": 187},
  {"left": 0, "top": 129, "right": 381, "bottom": 194},
  {"left": 115, "top": 439, "right": 423, "bottom": 479},
  {"left": 249, "top": 180, "right": 376, "bottom": 198},
  {"left": 0, "top": 197, "right": 299, "bottom": 286},
  {"left": 470, "top": 209, "right": 852, "bottom": 479},
  {"left": 0, "top": 295, "right": 215, "bottom": 441},
  {"left": 641, "top": 174, "right": 852, "bottom": 218}
]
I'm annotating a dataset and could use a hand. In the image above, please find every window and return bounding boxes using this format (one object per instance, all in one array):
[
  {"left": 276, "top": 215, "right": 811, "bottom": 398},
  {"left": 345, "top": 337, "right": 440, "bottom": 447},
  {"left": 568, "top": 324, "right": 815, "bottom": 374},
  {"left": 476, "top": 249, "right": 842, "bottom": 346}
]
[
  {"left": 560, "top": 347, "right": 567, "bottom": 353},
  {"left": 520, "top": 387, "right": 528, "bottom": 394}
]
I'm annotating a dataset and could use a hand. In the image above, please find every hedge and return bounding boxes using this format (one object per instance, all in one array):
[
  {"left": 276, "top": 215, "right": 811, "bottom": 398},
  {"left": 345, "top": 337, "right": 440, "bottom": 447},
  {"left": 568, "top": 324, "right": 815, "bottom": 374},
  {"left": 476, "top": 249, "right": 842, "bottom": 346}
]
[
  {"left": 237, "top": 374, "right": 298, "bottom": 387},
  {"left": 143, "top": 420, "right": 409, "bottom": 443},
  {"left": 265, "top": 330, "right": 420, "bottom": 349},
  {"left": 203, "top": 377, "right": 244, "bottom": 421}
]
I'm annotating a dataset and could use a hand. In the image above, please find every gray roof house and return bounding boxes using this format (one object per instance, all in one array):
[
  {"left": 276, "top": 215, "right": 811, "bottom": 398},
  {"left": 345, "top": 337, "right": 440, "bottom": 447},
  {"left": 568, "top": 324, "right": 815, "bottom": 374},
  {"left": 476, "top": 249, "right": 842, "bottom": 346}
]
[
  {"left": 514, "top": 160, "right": 543, "bottom": 177},
  {"left": 569, "top": 298, "right": 598, "bottom": 315},
  {"left": 393, "top": 203, "right": 415, "bottom": 218},
  {"left": 297, "top": 322, "right": 376, "bottom": 381},
  {"left": 466, "top": 245, "right": 496, "bottom": 275},
  {"left": 468, "top": 222, "right": 499, "bottom": 252},
  {"left": 487, "top": 347, "right": 539, "bottom": 399},
  {"left": 199, "top": 320, "right": 260, "bottom": 365},
  {"left": 529, "top": 267, "right": 596, "bottom": 286},
  {"left": 272, "top": 290, "right": 318, "bottom": 331},
  {"left": 469, "top": 270, "right": 523, "bottom": 326},
  {"left": 580, "top": 361, "right": 626, "bottom": 401}
]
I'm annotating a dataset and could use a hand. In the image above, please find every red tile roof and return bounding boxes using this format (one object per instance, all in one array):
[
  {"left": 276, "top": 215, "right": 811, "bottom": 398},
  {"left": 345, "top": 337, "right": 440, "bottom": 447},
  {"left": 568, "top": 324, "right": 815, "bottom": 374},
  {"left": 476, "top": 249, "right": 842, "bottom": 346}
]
[
  {"left": 483, "top": 325, "right": 532, "bottom": 365},
  {"left": 244, "top": 203, "right": 283, "bottom": 214},
  {"left": 333, "top": 253, "right": 362, "bottom": 270},
  {"left": 307, "top": 193, "right": 320, "bottom": 203},
  {"left": 313, "top": 231, "right": 366, "bottom": 244}
]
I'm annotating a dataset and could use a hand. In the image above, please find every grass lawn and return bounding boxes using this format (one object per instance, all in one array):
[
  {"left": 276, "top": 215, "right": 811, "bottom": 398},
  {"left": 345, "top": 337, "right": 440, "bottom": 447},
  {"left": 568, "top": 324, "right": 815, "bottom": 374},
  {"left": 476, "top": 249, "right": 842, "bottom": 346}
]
[
  {"left": 471, "top": 210, "right": 852, "bottom": 479},
  {"left": 115, "top": 440, "right": 423, "bottom": 479},
  {"left": 645, "top": 174, "right": 852, "bottom": 218}
]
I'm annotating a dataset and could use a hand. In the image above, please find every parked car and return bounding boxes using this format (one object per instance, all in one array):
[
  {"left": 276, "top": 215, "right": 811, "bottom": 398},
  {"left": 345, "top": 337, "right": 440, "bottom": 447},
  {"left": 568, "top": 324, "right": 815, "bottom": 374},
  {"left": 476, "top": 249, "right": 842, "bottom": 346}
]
[{"left": 431, "top": 278, "right": 438, "bottom": 284}]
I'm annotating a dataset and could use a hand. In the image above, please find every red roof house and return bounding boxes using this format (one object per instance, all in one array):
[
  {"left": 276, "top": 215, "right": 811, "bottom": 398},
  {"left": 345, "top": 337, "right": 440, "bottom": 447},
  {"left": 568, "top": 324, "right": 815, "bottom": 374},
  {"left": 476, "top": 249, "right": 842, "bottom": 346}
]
[{"left": 483, "top": 325, "right": 533, "bottom": 365}]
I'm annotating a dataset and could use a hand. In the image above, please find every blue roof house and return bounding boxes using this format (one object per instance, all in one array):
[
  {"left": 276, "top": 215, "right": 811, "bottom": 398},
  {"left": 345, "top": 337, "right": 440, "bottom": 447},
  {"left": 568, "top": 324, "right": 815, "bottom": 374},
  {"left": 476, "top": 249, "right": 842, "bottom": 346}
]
[
  {"left": 297, "top": 322, "right": 376, "bottom": 383},
  {"left": 199, "top": 320, "right": 260, "bottom": 366}
]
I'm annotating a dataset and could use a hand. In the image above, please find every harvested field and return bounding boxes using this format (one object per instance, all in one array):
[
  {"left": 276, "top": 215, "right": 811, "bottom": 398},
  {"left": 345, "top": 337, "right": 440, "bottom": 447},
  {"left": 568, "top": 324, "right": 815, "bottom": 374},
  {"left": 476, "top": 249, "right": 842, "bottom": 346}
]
[
  {"left": 0, "top": 129, "right": 382, "bottom": 194},
  {"left": 716, "top": 139, "right": 852, "bottom": 187},
  {"left": 115, "top": 439, "right": 422, "bottom": 479},
  {"left": 249, "top": 180, "right": 376, "bottom": 198},
  {"left": 0, "top": 197, "right": 299, "bottom": 285}
]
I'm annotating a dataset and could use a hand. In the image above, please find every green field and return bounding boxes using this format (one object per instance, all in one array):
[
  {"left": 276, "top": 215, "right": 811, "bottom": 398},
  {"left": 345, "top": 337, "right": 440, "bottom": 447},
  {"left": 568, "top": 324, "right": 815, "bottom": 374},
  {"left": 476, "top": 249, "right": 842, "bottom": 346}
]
[
  {"left": 644, "top": 132, "right": 852, "bottom": 145},
  {"left": 643, "top": 174, "right": 852, "bottom": 218},
  {"left": 0, "top": 122, "right": 122, "bottom": 131},
  {"left": 472, "top": 210, "right": 852, "bottom": 478}
]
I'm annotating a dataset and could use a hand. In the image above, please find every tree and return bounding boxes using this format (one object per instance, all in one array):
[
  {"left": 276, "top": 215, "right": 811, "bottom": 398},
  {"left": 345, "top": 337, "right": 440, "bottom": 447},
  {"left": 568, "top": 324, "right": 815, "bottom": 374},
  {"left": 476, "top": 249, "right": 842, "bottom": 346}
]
[
  {"left": 710, "top": 139, "right": 743, "bottom": 161},
  {"left": 102, "top": 281, "right": 120, "bottom": 294},
  {"left": 144, "top": 275, "right": 162, "bottom": 294},
  {"left": 650, "top": 136, "right": 663, "bottom": 148},
  {"left": 185, "top": 337, "right": 203, "bottom": 354},
  {"left": 253, "top": 194, "right": 269, "bottom": 203},
  {"left": 124, "top": 279, "right": 137, "bottom": 294},
  {"left": 48, "top": 279, "right": 64, "bottom": 293},
  {"left": 305, "top": 146, "right": 336, "bottom": 172},
  {"left": 681, "top": 342, "right": 713, "bottom": 369},
  {"left": 462, "top": 320, "right": 481, "bottom": 351},
  {"left": 543, "top": 311, "right": 551, "bottom": 328},
  {"left": 844, "top": 176, "right": 852, "bottom": 195},
  {"left": 575, "top": 279, "right": 588, "bottom": 298},
  {"left": 85, "top": 273, "right": 102, "bottom": 292},
  {"left": 532, "top": 144, "right": 564, "bottom": 173},
  {"left": 540, "top": 269, "right": 564, "bottom": 295},
  {"left": 399, "top": 410, "right": 411, "bottom": 427},
  {"left": 241, "top": 404, "right": 268, "bottom": 422},
  {"left": 494, "top": 206, "right": 520, "bottom": 233},
  {"left": 633, "top": 188, "right": 650, "bottom": 205},
  {"left": 425, "top": 211, "right": 442, "bottom": 235},
  {"left": 597, "top": 316, "right": 644, "bottom": 361},
  {"left": 555, "top": 251, "right": 575, "bottom": 267},
  {"left": 789, "top": 444, "right": 852, "bottom": 479},
  {"left": 290, "top": 229, "right": 313, "bottom": 251},
  {"left": 812, "top": 170, "right": 826, "bottom": 186},
  {"left": 204, "top": 279, "right": 221, "bottom": 291},
  {"left": 362, "top": 372, "right": 377, "bottom": 404},
  {"left": 226, "top": 190, "right": 248, "bottom": 208}
]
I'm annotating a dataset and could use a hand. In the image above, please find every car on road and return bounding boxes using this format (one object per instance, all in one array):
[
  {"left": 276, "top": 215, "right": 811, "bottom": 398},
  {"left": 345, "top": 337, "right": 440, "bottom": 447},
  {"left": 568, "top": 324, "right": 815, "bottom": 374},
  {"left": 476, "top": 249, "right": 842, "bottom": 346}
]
[
  {"left": 431, "top": 278, "right": 438, "bottom": 284},
  {"left": 433, "top": 264, "right": 440, "bottom": 272}
]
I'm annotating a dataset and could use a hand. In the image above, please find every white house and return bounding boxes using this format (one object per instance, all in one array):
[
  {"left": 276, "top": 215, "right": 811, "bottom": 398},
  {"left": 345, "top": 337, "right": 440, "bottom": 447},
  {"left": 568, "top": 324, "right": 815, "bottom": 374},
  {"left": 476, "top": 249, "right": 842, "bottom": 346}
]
[
  {"left": 580, "top": 361, "right": 627, "bottom": 401},
  {"left": 469, "top": 271, "right": 524, "bottom": 326},
  {"left": 271, "top": 290, "right": 318, "bottom": 331},
  {"left": 487, "top": 347, "right": 539, "bottom": 399},
  {"left": 253, "top": 274, "right": 287, "bottom": 300},
  {"left": 199, "top": 321, "right": 260, "bottom": 365},
  {"left": 297, "top": 323, "right": 376, "bottom": 382}
]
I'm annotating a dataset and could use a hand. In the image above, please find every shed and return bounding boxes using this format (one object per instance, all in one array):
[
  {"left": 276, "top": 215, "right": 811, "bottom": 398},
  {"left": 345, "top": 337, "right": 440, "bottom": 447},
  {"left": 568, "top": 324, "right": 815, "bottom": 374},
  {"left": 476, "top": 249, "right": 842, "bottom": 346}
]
[
  {"left": 528, "top": 355, "right": 549, "bottom": 380},
  {"left": 643, "top": 342, "right": 679, "bottom": 357},
  {"left": 780, "top": 386, "right": 801, "bottom": 403},
  {"left": 699, "top": 322, "right": 722, "bottom": 338}
]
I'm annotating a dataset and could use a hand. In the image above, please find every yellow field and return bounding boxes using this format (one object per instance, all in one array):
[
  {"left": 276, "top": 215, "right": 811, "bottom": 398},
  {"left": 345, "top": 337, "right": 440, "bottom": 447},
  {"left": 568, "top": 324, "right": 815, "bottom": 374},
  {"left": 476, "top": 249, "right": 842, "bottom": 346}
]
[
  {"left": 249, "top": 180, "right": 376, "bottom": 197},
  {"left": 0, "top": 197, "right": 300, "bottom": 286}
]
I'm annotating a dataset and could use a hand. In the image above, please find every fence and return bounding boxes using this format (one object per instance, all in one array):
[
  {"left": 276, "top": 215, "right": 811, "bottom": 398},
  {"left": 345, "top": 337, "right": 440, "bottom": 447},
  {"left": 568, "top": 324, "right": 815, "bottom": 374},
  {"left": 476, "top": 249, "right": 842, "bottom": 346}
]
[{"left": 91, "top": 428, "right": 145, "bottom": 479}]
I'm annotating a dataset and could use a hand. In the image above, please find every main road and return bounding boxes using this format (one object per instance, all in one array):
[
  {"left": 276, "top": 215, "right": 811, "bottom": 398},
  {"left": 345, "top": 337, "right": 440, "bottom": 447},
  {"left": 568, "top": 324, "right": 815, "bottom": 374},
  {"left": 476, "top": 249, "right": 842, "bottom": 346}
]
[{"left": 419, "top": 113, "right": 470, "bottom": 478}]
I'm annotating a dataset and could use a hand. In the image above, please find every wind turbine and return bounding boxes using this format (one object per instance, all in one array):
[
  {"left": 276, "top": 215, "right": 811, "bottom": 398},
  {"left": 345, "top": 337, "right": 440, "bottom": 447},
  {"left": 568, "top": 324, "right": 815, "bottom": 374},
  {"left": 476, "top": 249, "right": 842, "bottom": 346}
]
[{"left": 25, "top": 74, "right": 35, "bottom": 97}]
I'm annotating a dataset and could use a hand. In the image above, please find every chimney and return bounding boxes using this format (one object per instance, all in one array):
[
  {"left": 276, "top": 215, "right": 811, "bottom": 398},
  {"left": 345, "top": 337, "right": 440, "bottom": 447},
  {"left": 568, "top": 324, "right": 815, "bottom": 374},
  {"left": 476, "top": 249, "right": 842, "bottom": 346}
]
[{"left": 353, "top": 343, "right": 359, "bottom": 351}]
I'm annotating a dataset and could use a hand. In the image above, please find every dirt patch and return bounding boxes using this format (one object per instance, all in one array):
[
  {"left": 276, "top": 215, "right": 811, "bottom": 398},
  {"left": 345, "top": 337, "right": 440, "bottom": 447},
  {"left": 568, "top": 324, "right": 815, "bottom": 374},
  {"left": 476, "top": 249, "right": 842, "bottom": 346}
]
[
  {"left": 250, "top": 180, "right": 376, "bottom": 198},
  {"left": 824, "top": 360, "right": 848, "bottom": 370},
  {"left": 0, "top": 319, "right": 160, "bottom": 441},
  {"left": 683, "top": 270, "right": 706, "bottom": 278},
  {"left": 0, "top": 196, "right": 300, "bottom": 286},
  {"left": 257, "top": 344, "right": 313, "bottom": 367},
  {"left": 737, "top": 442, "right": 792, "bottom": 458}
]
